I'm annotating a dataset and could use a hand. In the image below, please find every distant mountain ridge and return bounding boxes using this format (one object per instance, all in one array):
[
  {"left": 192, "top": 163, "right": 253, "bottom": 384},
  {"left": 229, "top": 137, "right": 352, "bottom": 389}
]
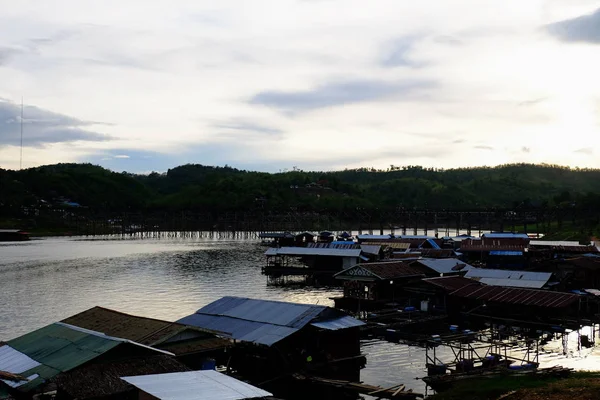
[{"left": 1, "top": 162, "right": 600, "bottom": 212}]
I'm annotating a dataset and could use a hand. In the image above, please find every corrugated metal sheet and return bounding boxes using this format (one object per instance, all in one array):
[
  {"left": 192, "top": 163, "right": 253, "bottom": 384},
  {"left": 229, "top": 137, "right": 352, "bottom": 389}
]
[
  {"left": 363, "top": 241, "right": 411, "bottom": 250},
  {"left": 3, "top": 323, "right": 171, "bottom": 392},
  {"left": 489, "top": 251, "right": 523, "bottom": 256},
  {"left": 530, "top": 240, "right": 585, "bottom": 247},
  {"left": 357, "top": 235, "right": 394, "bottom": 240},
  {"left": 450, "top": 285, "right": 580, "bottom": 308},
  {"left": 465, "top": 269, "right": 552, "bottom": 289},
  {"left": 264, "top": 247, "right": 362, "bottom": 258},
  {"left": 360, "top": 245, "right": 381, "bottom": 255},
  {"left": 178, "top": 297, "right": 362, "bottom": 347},
  {"left": 425, "top": 239, "right": 442, "bottom": 249},
  {"left": 0, "top": 345, "right": 41, "bottom": 375},
  {"left": 482, "top": 233, "right": 530, "bottom": 239},
  {"left": 310, "top": 316, "right": 365, "bottom": 330},
  {"left": 415, "top": 259, "right": 473, "bottom": 274},
  {"left": 122, "top": 370, "right": 272, "bottom": 400},
  {"left": 334, "top": 261, "right": 429, "bottom": 280},
  {"left": 421, "top": 277, "right": 481, "bottom": 292}
]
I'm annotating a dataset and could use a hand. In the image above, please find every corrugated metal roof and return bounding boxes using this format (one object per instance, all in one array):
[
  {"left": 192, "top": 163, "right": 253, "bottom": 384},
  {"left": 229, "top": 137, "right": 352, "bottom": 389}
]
[
  {"left": 0, "top": 346, "right": 40, "bottom": 375},
  {"left": 310, "top": 316, "right": 365, "bottom": 330},
  {"left": 450, "top": 285, "right": 580, "bottom": 308},
  {"left": 3, "top": 323, "right": 171, "bottom": 392},
  {"left": 530, "top": 240, "right": 585, "bottom": 247},
  {"left": 489, "top": 251, "right": 523, "bottom": 256},
  {"left": 360, "top": 245, "right": 381, "bottom": 255},
  {"left": 482, "top": 233, "right": 530, "bottom": 239},
  {"left": 122, "top": 370, "right": 272, "bottom": 400},
  {"left": 264, "top": 247, "right": 362, "bottom": 258},
  {"left": 363, "top": 241, "right": 411, "bottom": 250},
  {"left": 465, "top": 269, "right": 552, "bottom": 289},
  {"left": 178, "top": 297, "right": 362, "bottom": 346},
  {"left": 421, "top": 277, "right": 481, "bottom": 292},
  {"left": 334, "top": 261, "right": 429, "bottom": 280},
  {"left": 415, "top": 259, "right": 473, "bottom": 274},
  {"left": 357, "top": 234, "right": 394, "bottom": 240}
]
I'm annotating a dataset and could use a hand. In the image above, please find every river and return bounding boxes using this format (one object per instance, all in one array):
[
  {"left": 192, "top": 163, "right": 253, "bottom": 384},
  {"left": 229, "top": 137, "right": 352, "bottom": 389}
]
[{"left": 1, "top": 235, "right": 598, "bottom": 396}]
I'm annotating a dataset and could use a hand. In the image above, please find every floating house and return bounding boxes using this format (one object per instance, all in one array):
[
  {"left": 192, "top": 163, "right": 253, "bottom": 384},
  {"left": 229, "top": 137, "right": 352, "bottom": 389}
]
[
  {"left": 258, "top": 232, "right": 295, "bottom": 247},
  {"left": 332, "top": 261, "right": 432, "bottom": 311},
  {"left": 0, "top": 322, "right": 180, "bottom": 399},
  {"left": 177, "top": 297, "right": 365, "bottom": 381},
  {"left": 0, "top": 230, "right": 29, "bottom": 242},
  {"left": 332, "top": 259, "right": 474, "bottom": 311},
  {"left": 122, "top": 370, "right": 273, "bottom": 400},
  {"left": 62, "top": 306, "right": 230, "bottom": 368},
  {"left": 264, "top": 243, "right": 364, "bottom": 275}
]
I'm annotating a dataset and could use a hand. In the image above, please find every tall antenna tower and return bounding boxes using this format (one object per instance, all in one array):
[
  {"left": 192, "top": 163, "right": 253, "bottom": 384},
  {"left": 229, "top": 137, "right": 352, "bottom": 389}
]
[{"left": 20, "top": 97, "right": 24, "bottom": 170}]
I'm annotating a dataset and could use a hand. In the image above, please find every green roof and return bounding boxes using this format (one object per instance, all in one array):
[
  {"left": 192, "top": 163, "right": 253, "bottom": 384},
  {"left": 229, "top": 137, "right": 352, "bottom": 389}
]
[{"left": 4, "top": 322, "right": 157, "bottom": 392}]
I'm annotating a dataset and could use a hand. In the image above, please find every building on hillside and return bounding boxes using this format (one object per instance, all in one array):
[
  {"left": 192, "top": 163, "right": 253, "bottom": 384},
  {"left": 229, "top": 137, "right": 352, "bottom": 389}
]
[
  {"left": 122, "top": 370, "right": 273, "bottom": 400},
  {"left": 177, "top": 297, "right": 365, "bottom": 381},
  {"left": 62, "top": 306, "right": 230, "bottom": 368},
  {"left": 0, "top": 322, "right": 178, "bottom": 399}
]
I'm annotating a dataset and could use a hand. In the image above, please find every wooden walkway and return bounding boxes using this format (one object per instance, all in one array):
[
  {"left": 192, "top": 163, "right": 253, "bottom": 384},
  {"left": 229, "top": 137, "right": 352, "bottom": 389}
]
[{"left": 293, "top": 374, "right": 423, "bottom": 399}]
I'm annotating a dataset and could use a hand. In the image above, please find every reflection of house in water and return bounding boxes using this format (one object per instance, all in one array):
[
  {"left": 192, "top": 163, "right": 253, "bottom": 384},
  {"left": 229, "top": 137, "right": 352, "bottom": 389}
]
[{"left": 177, "top": 297, "right": 365, "bottom": 382}]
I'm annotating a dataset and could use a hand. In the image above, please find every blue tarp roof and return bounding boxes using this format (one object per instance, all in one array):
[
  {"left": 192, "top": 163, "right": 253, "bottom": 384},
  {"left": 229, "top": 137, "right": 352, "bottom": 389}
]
[
  {"left": 425, "top": 238, "right": 441, "bottom": 249},
  {"left": 177, "top": 297, "right": 364, "bottom": 346},
  {"left": 489, "top": 251, "right": 524, "bottom": 256}
]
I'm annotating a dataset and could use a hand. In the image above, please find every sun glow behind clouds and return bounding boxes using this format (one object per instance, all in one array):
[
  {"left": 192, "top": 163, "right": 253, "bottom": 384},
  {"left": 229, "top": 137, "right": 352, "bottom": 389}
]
[{"left": 0, "top": 0, "right": 599, "bottom": 171}]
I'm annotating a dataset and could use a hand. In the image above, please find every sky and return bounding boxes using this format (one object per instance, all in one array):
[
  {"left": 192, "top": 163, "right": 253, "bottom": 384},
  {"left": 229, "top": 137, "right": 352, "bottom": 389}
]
[{"left": 1, "top": 0, "right": 599, "bottom": 173}]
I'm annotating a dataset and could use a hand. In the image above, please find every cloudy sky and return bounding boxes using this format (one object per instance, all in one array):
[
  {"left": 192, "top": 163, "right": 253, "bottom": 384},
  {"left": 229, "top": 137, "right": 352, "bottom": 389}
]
[{"left": 1, "top": 0, "right": 599, "bottom": 173}]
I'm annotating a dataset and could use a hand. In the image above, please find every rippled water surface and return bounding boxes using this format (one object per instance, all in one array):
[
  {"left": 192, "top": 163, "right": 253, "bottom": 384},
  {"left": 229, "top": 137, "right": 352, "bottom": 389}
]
[{"left": 1, "top": 236, "right": 598, "bottom": 396}]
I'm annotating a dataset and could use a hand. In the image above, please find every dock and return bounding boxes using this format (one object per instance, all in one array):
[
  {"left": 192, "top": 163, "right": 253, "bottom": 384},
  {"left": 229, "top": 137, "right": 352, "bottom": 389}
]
[{"left": 293, "top": 374, "right": 423, "bottom": 399}]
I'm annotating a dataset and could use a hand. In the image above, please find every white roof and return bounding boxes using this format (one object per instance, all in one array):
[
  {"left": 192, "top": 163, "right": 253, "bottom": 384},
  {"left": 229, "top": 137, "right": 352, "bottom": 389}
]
[
  {"left": 530, "top": 240, "right": 590, "bottom": 247},
  {"left": 465, "top": 268, "right": 552, "bottom": 288},
  {"left": 0, "top": 345, "right": 42, "bottom": 388},
  {"left": 416, "top": 258, "right": 474, "bottom": 274},
  {"left": 264, "top": 247, "right": 362, "bottom": 258},
  {"left": 360, "top": 245, "right": 381, "bottom": 255},
  {"left": 122, "top": 370, "right": 273, "bottom": 400}
]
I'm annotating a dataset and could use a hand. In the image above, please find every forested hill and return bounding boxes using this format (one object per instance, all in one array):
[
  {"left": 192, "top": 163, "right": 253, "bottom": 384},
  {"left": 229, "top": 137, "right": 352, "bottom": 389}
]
[{"left": 2, "top": 163, "right": 600, "bottom": 212}]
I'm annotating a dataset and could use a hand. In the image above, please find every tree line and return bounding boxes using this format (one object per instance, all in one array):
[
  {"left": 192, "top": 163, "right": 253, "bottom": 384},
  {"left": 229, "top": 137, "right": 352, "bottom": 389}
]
[{"left": 2, "top": 162, "right": 600, "bottom": 216}]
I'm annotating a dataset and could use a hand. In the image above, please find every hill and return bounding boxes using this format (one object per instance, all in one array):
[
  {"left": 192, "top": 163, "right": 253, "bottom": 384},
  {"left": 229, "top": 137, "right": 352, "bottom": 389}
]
[{"left": 1, "top": 162, "right": 600, "bottom": 214}]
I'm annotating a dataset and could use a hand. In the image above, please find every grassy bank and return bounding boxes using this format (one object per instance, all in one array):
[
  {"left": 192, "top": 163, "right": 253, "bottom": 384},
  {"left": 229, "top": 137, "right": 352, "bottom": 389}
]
[{"left": 429, "top": 372, "right": 600, "bottom": 400}]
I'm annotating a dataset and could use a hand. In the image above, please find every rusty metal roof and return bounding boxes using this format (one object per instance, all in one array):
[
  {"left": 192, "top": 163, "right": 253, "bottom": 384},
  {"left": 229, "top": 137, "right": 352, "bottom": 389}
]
[
  {"left": 335, "top": 261, "right": 430, "bottom": 280},
  {"left": 449, "top": 285, "right": 580, "bottom": 308}
]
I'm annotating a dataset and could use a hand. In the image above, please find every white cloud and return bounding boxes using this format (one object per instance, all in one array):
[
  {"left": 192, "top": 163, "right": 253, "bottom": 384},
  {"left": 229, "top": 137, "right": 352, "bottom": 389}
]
[{"left": 0, "top": 0, "right": 599, "bottom": 172}]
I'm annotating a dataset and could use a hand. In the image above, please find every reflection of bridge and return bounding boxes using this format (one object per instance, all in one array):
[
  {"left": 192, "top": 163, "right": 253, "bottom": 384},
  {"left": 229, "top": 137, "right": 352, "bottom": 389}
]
[{"left": 29, "top": 207, "right": 597, "bottom": 236}]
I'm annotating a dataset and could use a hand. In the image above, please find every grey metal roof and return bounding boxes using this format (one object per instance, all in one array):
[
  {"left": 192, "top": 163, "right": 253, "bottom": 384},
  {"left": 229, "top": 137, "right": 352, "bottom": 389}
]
[
  {"left": 177, "top": 297, "right": 363, "bottom": 346},
  {"left": 122, "top": 370, "right": 272, "bottom": 400},
  {"left": 465, "top": 268, "right": 552, "bottom": 288},
  {"left": 482, "top": 233, "right": 530, "bottom": 239},
  {"left": 357, "top": 234, "right": 394, "bottom": 240},
  {"left": 310, "top": 316, "right": 365, "bottom": 330},
  {"left": 489, "top": 251, "right": 523, "bottom": 256},
  {"left": 264, "top": 247, "right": 362, "bottom": 258},
  {"left": 360, "top": 245, "right": 381, "bottom": 255},
  {"left": 415, "top": 258, "right": 474, "bottom": 274},
  {"left": 530, "top": 240, "right": 589, "bottom": 247}
]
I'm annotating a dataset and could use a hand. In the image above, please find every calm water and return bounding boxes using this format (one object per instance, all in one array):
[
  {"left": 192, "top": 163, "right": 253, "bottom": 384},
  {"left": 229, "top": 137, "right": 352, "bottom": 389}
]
[{"left": 0, "top": 236, "right": 597, "bottom": 396}]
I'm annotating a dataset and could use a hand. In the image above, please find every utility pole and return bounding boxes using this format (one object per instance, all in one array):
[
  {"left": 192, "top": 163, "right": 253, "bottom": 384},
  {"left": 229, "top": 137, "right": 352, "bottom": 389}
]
[{"left": 20, "top": 97, "right": 24, "bottom": 170}]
